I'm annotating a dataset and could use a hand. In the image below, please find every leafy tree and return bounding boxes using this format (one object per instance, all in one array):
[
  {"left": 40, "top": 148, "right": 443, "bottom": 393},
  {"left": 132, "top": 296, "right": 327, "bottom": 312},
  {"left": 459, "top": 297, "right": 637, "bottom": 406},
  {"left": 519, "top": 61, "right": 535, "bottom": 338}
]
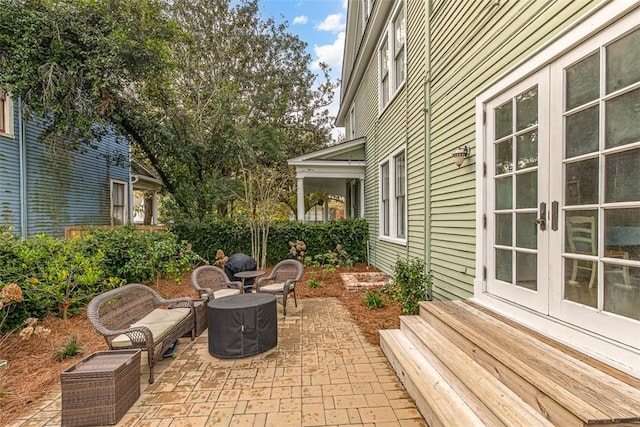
[{"left": 0, "top": 0, "right": 337, "bottom": 222}]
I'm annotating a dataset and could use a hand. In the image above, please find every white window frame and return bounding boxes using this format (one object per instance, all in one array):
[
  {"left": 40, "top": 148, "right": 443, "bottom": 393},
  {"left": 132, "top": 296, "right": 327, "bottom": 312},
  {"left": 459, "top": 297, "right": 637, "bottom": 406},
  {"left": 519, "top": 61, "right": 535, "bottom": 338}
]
[
  {"left": 110, "top": 180, "right": 128, "bottom": 226},
  {"left": 379, "top": 145, "right": 407, "bottom": 244},
  {"left": 378, "top": 1, "right": 406, "bottom": 112},
  {"left": 0, "top": 93, "right": 15, "bottom": 137}
]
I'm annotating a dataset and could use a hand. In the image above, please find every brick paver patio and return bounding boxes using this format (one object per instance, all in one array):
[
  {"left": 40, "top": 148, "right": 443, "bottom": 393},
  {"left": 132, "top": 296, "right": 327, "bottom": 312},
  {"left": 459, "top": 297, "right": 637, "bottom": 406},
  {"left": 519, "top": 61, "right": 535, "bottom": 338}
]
[{"left": 7, "top": 298, "right": 426, "bottom": 427}]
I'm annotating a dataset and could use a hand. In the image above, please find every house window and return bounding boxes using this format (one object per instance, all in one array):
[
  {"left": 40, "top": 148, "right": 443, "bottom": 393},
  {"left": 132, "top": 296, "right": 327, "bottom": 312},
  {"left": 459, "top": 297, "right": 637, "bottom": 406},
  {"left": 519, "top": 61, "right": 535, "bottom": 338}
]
[
  {"left": 0, "top": 93, "right": 13, "bottom": 136},
  {"left": 349, "top": 104, "right": 356, "bottom": 139},
  {"left": 379, "top": 1, "right": 406, "bottom": 110},
  {"left": 395, "top": 151, "right": 406, "bottom": 239},
  {"left": 380, "top": 147, "right": 406, "bottom": 242},
  {"left": 111, "top": 180, "right": 127, "bottom": 226},
  {"left": 0, "top": 94, "right": 6, "bottom": 134}
]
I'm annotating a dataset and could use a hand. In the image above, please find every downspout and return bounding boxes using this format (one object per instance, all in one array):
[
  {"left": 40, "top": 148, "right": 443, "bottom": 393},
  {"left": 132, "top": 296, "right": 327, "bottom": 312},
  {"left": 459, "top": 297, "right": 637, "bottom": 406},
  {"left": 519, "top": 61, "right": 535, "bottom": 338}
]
[
  {"left": 18, "top": 97, "right": 27, "bottom": 240},
  {"left": 424, "top": 0, "right": 433, "bottom": 273}
]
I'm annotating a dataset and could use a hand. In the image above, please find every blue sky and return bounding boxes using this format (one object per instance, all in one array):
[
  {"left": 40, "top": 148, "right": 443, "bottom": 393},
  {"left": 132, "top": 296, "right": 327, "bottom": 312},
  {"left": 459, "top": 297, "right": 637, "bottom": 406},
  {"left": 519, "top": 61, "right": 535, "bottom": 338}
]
[{"left": 258, "top": 0, "right": 347, "bottom": 139}]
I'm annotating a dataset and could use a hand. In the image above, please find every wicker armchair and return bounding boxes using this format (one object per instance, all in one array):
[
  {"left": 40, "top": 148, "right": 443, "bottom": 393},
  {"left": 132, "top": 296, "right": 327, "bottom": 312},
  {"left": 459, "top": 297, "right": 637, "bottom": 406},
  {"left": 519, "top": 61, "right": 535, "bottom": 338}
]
[
  {"left": 191, "top": 265, "right": 243, "bottom": 299},
  {"left": 256, "top": 259, "right": 303, "bottom": 315},
  {"left": 86, "top": 284, "right": 195, "bottom": 384}
]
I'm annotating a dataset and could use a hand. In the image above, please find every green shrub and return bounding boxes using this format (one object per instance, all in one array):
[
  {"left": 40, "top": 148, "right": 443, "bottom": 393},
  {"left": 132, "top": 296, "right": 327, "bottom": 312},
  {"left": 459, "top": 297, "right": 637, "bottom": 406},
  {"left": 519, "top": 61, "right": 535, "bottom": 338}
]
[
  {"left": 363, "top": 290, "right": 385, "bottom": 309},
  {"left": 391, "top": 258, "right": 432, "bottom": 314},
  {"left": 170, "top": 218, "right": 368, "bottom": 265},
  {"left": 52, "top": 333, "right": 84, "bottom": 362},
  {"left": 307, "top": 279, "right": 322, "bottom": 289}
]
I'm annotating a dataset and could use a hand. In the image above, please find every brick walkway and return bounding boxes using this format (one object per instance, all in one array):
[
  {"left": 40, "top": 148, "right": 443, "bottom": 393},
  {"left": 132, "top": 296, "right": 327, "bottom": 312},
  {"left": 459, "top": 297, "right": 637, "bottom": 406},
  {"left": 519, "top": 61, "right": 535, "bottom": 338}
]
[{"left": 7, "top": 298, "right": 426, "bottom": 427}]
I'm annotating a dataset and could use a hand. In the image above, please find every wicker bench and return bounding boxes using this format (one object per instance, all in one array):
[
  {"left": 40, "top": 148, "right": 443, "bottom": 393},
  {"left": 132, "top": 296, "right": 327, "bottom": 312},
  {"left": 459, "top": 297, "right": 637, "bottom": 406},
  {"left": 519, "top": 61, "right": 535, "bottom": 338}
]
[{"left": 87, "top": 283, "right": 195, "bottom": 384}]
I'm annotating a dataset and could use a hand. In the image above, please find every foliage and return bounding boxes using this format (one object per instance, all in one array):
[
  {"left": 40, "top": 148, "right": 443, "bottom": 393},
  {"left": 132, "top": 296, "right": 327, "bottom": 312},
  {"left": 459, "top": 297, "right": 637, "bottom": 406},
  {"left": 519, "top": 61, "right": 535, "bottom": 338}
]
[
  {"left": 52, "top": 333, "right": 84, "bottom": 362},
  {"left": 363, "top": 290, "right": 385, "bottom": 309},
  {"left": 0, "top": 284, "right": 24, "bottom": 338},
  {"left": 0, "top": 226, "right": 203, "bottom": 330},
  {"left": 0, "top": 0, "right": 337, "bottom": 221},
  {"left": 170, "top": 218, "right": 369, "bottom": 265},
  {"left": 307, "top": 279, "right": 322, "bottom": 289},
  {"left": 288, "top": 240, "right": 307, "bottom": 263},
  {"left": 390, "top": 258, "right": 432, "bottom": 314},
  {"left": 81, "top": 227, "right": 203, "bottom": 284}
]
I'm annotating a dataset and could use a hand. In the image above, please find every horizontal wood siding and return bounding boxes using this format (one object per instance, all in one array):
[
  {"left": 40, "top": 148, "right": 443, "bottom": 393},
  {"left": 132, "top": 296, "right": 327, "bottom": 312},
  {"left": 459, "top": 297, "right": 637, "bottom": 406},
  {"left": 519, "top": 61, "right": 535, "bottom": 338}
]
[
  {"left": 0, "top": 105, "right": 21, "bottom": 232},
  {"left": 428, "top": 0, "right": 600, "bottom": 300},
  {"left": 406, "top": 0, "right": 427, "bottom": 263},
  {"left": 24, "top": 120, "right": 129, "bottom": 237}
]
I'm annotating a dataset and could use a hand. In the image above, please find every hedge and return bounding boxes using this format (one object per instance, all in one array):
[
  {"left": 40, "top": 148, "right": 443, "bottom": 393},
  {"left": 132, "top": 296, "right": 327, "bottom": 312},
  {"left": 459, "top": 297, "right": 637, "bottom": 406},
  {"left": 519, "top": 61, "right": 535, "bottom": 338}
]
[{"left": 169, "top": 218, "right": 369, "bottom": 265}]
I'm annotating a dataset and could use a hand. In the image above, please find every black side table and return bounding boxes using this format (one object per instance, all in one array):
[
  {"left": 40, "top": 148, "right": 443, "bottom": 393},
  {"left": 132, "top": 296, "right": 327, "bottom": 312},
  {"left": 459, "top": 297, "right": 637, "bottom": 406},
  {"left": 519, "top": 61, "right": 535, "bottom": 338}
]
[{"left": 208, "top": 293, "right": 277, "bottom": 358}]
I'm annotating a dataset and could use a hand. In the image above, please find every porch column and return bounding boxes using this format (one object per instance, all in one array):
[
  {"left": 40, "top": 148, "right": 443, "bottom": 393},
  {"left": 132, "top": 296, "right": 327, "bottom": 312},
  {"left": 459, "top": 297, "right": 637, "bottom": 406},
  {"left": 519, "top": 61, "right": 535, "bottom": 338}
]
[
  {"left": 152, "top": 192, "right": 159, "bottom": 225},
  {"left": 296, "top": 177, "right": 305, "bottom": 221},
  {"left": 359, "top": 178, "right": 365, "bottom": 218}
]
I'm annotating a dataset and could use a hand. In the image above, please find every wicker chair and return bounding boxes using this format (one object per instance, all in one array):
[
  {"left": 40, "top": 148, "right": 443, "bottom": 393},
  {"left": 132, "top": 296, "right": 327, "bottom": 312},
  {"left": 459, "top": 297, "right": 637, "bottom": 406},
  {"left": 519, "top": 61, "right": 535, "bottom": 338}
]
[
  {"left": 256, "top": 259, "right": 303, "bottom": 315},
  {"left": 87, "top": 284, "right": 195, "bottom": 384},
  {"left": 191, "top": 265, "right": 243, "bottom": 299}
]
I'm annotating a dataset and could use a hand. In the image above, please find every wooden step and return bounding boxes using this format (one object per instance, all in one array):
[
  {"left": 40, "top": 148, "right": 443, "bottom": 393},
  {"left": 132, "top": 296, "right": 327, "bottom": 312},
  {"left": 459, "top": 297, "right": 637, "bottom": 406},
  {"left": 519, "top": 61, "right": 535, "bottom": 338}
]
[
  {"left": 400, "top": 316, "right": 554, "bottom": 426},
  {"left": 418, "top": 300, "right": 640, "bottom": 425},
  {"left": 380, "top": 329, "right": 488, "bottom": 427}
]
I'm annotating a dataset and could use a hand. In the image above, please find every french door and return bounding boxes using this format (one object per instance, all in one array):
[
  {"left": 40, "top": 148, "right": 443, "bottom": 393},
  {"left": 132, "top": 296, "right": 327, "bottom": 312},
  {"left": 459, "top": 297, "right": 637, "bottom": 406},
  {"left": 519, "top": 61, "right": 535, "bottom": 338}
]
[
  {"left": 485, "top": 19, "right": 640, "bottom": 349},
  {"left": 485, "top": 71, "right": 550, "bottom": 315}
]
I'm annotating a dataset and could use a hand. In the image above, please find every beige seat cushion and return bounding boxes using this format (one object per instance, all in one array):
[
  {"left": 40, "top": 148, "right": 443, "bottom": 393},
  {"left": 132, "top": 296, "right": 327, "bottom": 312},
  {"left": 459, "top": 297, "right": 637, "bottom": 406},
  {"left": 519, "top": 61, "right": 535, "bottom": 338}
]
[
  {"left": 111, "top": 308, "right": 190, "bottom": 348},
  {"left": 213, "top": 288, "right": 241, "bottom": 299},
  {"left": 260, "top": 283, "right": 286, "bottom": 292}
]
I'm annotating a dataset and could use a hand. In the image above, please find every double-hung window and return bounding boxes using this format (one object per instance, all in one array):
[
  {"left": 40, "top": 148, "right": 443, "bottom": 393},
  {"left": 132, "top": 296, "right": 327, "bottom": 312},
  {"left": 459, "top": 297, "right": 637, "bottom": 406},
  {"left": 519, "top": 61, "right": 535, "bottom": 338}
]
[
  {"left": 111, "top": 180, "right": 127, "bottom": 225},
  {"left": 379, "top": 1, "right": 406, "bottom": 110},
  {"left": 0, "top": 93, "right": 13, "bottom": 136},
  {"left": 380, "top": 147, "right": 407, "bottom": 242},
  {"left": 0, "top": 94, "right": 6, "bottom": 134}
]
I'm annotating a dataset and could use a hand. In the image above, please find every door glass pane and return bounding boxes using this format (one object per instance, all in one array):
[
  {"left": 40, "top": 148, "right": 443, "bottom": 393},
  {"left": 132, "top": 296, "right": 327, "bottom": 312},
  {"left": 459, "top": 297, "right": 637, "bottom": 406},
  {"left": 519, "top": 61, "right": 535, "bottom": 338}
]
[
  {"left": 565, "top": 211, "right": 598, "bottom": 255},
  {"left": 495, "top": 139, "right": 513, "bottom": 174},
  {"left": 565, "top": 159, "right": 598, "bottom": 205},
  {"left": 566, "top": 53, "right": 599, "bottom": 110},
  {"left": 605, "top": 149, "right": 640, "bottom": 203},
  {"left": 605, "top": 208, "right": 640, "bottom": 262},
  {"left": 606, "top": 28, "right": 640, "bottom": 94},
  {"left": 516, "top": 213, "right": 537, "bottom": 249},
  {"left": 495, "top": 101, "right": 512, "bottom": 140},
  {"left": 496, "top": 248, "right": 512, "bottom": 283},
  {"left": 516, "top": 171, "right": 537, "bottom": 209},
  {"left": 515, "top": 87, "right": 538, "bottom": 131},
  {"left": 495, "top": 213, "right": 512, "bottom": 246},
  {"left": 566, "top": 106, "right": 599, "bottom": 158},
  {"left": 516, "top": 130, "right": 538, "bottom": 170},
  {"left": 604, "top": 265, "right": 639, "bottom": 321},
  {"left": 495, "top": 176, "right": 512, "bottom": 210},
  {"left": 565, "top": 262, "right": 597, "bottom": 308},
  {"left": 516, "top": 252, "right": 537, "bottom": 290},
  {"left": 605, "top": 88, "right": 640, "bottom": 149}
]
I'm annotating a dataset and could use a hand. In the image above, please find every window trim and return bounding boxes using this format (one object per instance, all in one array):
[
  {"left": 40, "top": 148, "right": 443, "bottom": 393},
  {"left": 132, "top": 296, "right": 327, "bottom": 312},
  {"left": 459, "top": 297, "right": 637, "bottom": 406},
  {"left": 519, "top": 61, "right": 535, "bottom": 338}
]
[
  {"left": 379, "top": 145, "right": 407, "bottom": 244},
  {"left": 110, "top": 179, "right": 128, "bottom": 226},
  {"left": 349, "top": 103, "right": 356, "bottom": 140},
  {"left": 378, "top": 0, "right": 406, "bottom": 113},
  {"left": 0, "top": 93, "right": 14, "bottom": 137}
]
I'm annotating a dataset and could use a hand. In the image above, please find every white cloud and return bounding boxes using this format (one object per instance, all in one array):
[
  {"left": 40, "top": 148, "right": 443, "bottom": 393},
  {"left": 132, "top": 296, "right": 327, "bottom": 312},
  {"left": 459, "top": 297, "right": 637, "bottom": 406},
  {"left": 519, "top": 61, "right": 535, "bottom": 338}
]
[
  {"left": 316, "top": 13, "right": 344, "bottom": 33},
  {"left": 293, "top": 15, "right": 308, "bottom": 25},
  {"left": 312, "top": 32, "right": 345, "bottom": 72},
  {"left": 342, "top": 0, "right": 348, "bottom": 10}
]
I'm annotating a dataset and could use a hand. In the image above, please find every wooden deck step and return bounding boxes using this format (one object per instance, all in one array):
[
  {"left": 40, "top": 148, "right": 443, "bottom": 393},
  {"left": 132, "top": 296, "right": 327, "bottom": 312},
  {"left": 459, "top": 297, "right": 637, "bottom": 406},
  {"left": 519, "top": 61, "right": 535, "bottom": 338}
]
[
  {"left": 417, "top": 300, "right": 640, "bottom": 426},
  {"left": 380, "top": 329, "right": 490, "bottom": 427}
]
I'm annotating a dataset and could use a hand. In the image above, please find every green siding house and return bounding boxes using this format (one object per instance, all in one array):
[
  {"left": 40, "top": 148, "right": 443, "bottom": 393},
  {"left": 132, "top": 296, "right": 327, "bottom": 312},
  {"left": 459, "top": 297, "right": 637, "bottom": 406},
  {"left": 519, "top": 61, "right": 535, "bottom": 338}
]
[{"left": 291, "top": 0, "right": 640, "bottom": 423}]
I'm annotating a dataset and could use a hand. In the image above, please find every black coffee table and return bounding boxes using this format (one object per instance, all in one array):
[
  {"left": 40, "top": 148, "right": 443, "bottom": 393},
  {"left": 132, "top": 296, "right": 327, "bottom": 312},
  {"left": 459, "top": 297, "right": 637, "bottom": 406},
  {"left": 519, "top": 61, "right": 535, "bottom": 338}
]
[{"left": 207, "top": 293, "right": 277, "bottom": 358}]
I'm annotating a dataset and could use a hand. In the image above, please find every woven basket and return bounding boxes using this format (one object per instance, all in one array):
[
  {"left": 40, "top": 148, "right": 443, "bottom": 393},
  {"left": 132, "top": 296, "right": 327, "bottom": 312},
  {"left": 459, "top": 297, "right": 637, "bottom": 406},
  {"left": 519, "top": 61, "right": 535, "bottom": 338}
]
[{"left": 61, "top": 350, "right": 140, "bottom": 426}]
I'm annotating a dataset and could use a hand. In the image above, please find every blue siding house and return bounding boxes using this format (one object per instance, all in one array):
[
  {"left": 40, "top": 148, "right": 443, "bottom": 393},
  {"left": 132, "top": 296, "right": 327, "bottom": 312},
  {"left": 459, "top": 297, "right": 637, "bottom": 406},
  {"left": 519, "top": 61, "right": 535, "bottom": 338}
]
[{"left": 0, "top": 94, "right": 133, "bottom": 238}]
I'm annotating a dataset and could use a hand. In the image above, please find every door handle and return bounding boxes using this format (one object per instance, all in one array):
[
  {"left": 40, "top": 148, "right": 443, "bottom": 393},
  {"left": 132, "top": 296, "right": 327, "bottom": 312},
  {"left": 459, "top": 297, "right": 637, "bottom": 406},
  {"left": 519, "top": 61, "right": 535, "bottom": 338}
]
[{"left": 536, "top": 202, "right": 546, "bottom": 231}]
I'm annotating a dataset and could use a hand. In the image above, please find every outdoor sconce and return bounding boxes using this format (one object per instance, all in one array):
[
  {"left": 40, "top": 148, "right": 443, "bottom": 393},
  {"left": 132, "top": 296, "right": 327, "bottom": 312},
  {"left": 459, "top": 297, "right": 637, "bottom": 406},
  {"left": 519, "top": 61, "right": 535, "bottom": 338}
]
[{"left": 452, "top": 145, "right": 470, "bottom": 167}]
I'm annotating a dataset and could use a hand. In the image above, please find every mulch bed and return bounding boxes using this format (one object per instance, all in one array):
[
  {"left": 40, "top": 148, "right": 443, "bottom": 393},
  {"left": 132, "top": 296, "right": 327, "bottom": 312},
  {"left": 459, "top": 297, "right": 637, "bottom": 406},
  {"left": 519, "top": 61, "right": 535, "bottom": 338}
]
[{"left": 0, "top": 262, "right": 401, "bottom": 424}]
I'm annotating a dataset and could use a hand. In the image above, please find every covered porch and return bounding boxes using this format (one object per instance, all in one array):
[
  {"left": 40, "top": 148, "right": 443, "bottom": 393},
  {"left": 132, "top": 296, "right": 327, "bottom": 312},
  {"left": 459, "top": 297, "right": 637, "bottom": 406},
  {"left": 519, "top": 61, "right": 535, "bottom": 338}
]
[{"left": 288, "top": 138, "right": 366, "bottom": 222}]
